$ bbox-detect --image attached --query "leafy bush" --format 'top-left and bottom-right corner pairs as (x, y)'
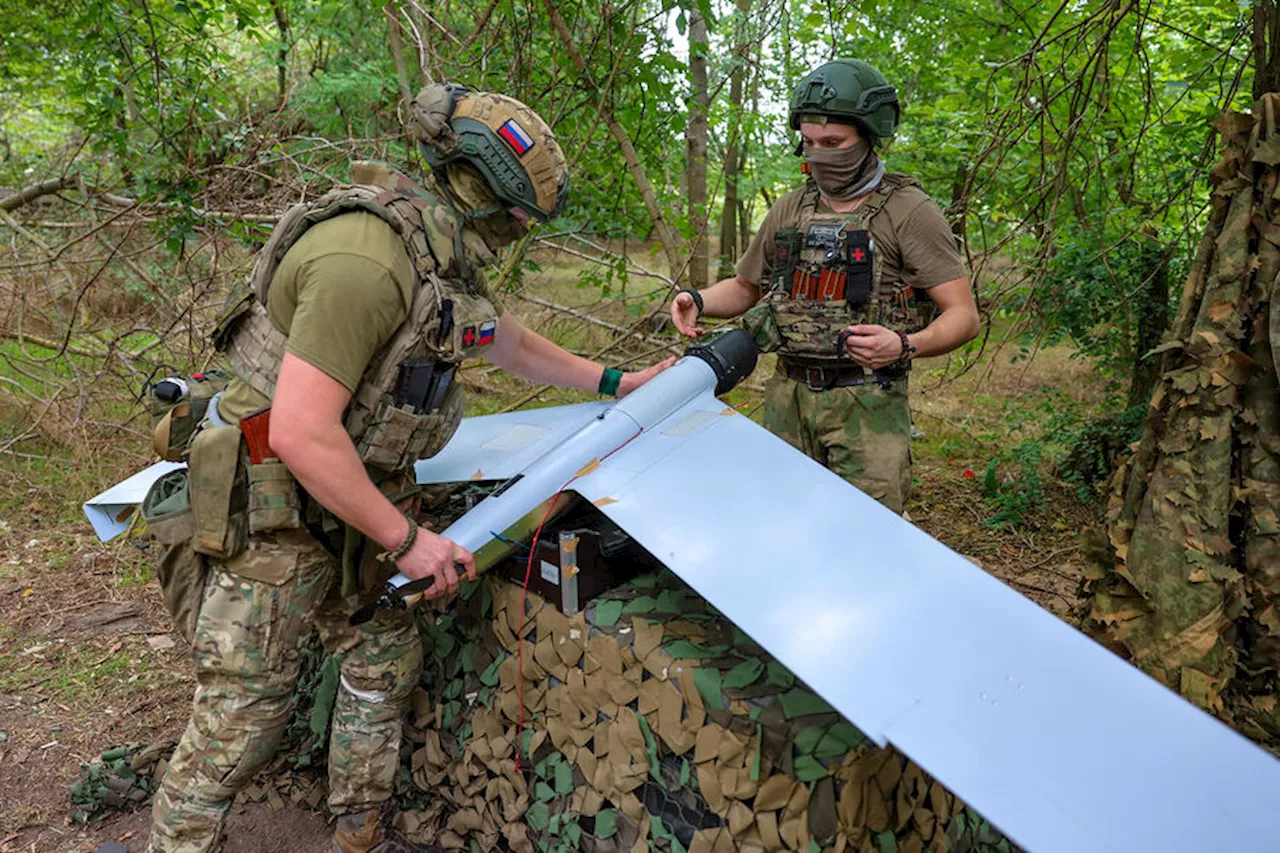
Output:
(982, 439), (1047, 529)
(1056, 404), (1147, 501)
(1019, 227), (1181, 388)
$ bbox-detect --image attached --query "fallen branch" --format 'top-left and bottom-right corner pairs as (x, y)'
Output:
(95, 191), (281, 223)
(0, 175), (76, 212)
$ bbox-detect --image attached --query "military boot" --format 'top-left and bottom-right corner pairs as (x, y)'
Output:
(332, 808), (417, 853)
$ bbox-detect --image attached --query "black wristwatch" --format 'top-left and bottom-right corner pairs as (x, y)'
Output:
(678, 288), (704, 317)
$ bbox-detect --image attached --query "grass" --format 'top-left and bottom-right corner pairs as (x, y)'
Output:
(0, 639), (150, 703)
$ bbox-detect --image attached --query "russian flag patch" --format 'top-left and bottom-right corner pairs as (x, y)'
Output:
(497, 119), (535, 156)
(478, 320), (497, 345)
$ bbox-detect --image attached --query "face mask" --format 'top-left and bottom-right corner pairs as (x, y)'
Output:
(471, 209), (527, 250)
(804, 139), (884, 201)
(443, 162), (503, 217)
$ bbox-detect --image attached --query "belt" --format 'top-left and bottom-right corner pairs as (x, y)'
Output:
(777, 360), (905, 392)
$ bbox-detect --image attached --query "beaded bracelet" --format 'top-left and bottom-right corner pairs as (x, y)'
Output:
(894, 331), (917, 367)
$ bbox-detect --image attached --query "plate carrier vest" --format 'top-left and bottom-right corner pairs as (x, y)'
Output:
(212, 162), (499, 474)
(756, 173), (936, 364)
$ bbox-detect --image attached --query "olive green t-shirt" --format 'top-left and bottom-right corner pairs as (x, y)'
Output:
(735, 179), (967, 292)
(219, 211), (416, 421)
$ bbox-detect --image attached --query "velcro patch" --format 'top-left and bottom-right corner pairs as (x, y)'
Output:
(497, 119), (535, 156)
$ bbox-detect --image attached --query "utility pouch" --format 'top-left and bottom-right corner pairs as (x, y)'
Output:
(772, 298), (861, 359)
(149, 370), (232, 461)
(844, 230), (874, 307)
(354, 380), (465, 471)
(741, 301), (783, 353)
(188, 425), (248, 560)
(141, 469), (206, 644)
(247, 460), (301, 534)
(769, 228), (802, 294)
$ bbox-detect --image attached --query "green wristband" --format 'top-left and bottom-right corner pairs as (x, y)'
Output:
(598, 367), (623, 397)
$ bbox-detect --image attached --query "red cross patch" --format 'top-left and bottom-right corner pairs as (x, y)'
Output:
(852, 248), (866, 263)
(462, 326), (476, 347)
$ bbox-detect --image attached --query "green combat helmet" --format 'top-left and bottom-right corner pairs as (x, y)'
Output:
(788, 58), (900, 144)
(410, 85), (569, 221)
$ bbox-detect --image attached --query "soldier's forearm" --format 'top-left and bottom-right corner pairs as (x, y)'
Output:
(489, 312), (608, 393)
(275, 422), (408, 551)
(698, 275), (762, 320)
(908, 302), (981, 359)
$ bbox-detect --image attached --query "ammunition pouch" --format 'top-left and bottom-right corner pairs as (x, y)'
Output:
(350, 380), (464, 471)
(247, 460), (301, 535)
(141, 469), (206, 644)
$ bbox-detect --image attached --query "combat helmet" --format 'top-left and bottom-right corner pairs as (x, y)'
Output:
(788, 59), (900, 144)
(410, 85), (569, 221)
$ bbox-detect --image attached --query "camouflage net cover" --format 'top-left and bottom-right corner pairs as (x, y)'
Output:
(1085, 97), (1280, 752)
(71, 743), (174, 825)
(394, 566), (1016, 853)
(69, 565), (1015, 852)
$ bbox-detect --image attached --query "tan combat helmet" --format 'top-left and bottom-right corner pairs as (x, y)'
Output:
(410, 84), (569, 222)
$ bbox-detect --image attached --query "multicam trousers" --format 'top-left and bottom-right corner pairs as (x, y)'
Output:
(149, 529), (423, 853)
(763, 371), (912, 514)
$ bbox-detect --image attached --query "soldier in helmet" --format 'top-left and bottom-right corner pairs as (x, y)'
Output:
(147, 86), (671, 853)
(669, 59), (979, 513)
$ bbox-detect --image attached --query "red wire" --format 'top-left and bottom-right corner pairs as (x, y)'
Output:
(513, 426), (642, 774)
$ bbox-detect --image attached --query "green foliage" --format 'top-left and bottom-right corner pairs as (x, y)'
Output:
(982, 440), (1048, 530)
(1057, 404), (1148, 500)
(1028, 228), (1180, 379)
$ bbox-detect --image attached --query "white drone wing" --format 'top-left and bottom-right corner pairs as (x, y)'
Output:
(416, 370), (1280, 853)
(414, 401), (607, 484)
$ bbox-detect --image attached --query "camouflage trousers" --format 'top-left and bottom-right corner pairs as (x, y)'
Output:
(149, 529), (423, 853)
(762, 370), (912, 513)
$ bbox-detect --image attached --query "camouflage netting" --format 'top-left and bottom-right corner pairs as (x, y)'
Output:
(393, 565), (1015, 853)
(71, 743), (174, 825)
(70, 564), (1015, 852)
(1084, 97), (1280, 752)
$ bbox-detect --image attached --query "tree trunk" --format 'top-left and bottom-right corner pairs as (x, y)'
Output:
(718, 140), (742, 281)
(270, 0), (291, 106)
(686, 8), (709, 290)
(1086, 101), (1280, 753)
(717, 0), (751, 280)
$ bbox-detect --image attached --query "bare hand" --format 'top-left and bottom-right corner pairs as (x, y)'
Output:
(395, 528), (476, 601)
(842, 324), (906, 370)
(670, 292), (704, 338)
(618, 356), (676, 397)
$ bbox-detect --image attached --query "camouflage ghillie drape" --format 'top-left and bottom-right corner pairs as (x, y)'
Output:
(1086, 97), (1280, 751)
